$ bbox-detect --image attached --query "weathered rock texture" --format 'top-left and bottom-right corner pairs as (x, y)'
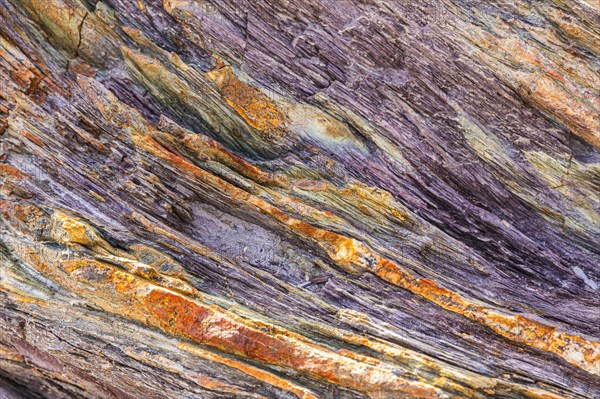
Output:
(0, 0), (599, 398)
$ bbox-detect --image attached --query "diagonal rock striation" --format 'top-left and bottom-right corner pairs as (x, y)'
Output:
(1, 0), (599, 398)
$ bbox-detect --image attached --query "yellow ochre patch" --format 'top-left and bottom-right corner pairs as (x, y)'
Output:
(205, 55), (286, 140)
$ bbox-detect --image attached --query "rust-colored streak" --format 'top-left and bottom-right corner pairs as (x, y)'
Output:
(21, 130), (45, 147)
(0, 164), (28, 179)
(0, 199), (442, 398)
(158, 115), (285, 187)
(205, 57), (286, 140)
(77, 75), (600, 376)
(177, 342), (317, 399)
(464, 25), (600, 149)
(53, 258), (444, 399)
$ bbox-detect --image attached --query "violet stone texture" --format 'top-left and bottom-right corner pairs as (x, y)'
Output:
(0, 0), (599, 398)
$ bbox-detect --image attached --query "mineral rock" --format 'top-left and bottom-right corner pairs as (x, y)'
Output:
(0, 0), (598, 398)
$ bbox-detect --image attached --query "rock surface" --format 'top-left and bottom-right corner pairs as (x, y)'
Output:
(0, 0), (599, 398)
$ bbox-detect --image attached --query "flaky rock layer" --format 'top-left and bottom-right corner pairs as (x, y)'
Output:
(0, 0), (599, 398)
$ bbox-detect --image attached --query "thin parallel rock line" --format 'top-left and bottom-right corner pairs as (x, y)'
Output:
(79, 75), (600, 376)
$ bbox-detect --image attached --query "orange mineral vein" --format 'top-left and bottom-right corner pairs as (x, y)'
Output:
(78, 74), (600, 377)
